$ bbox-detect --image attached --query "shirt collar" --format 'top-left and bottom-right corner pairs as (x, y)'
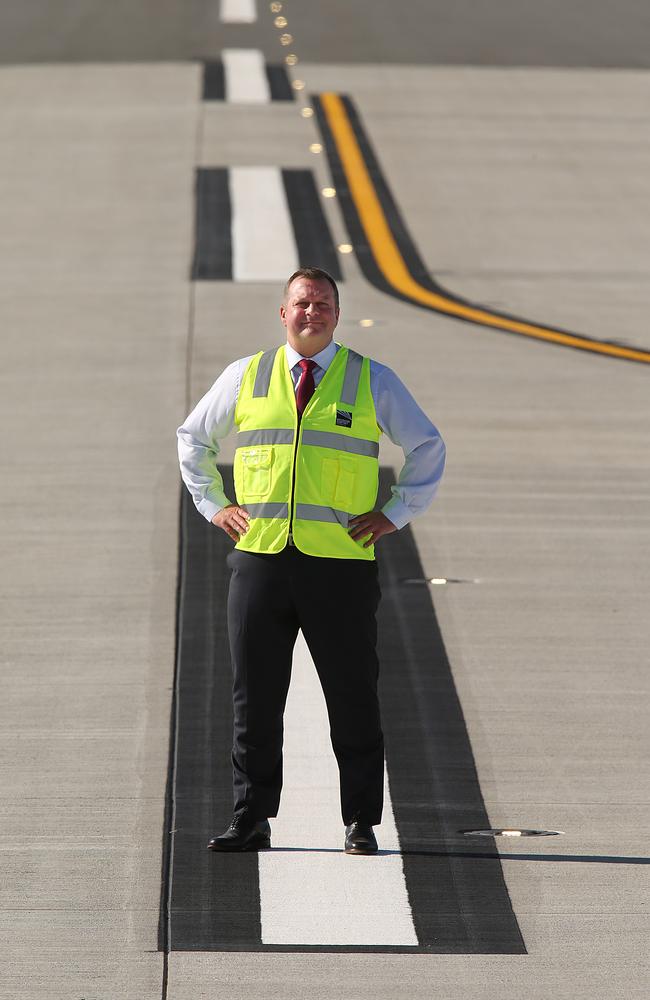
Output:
(284, 339), (339, 372)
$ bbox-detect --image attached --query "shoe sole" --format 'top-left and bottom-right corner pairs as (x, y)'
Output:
(344, 845), (378, 855)
(207, 837), (271, 852)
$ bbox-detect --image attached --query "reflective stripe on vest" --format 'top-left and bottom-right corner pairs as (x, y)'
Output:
(339, 349), (363, 406)
(252, 348), (277, 397)
(301, 428), (379, 458)
(237, 428), (295, 447)
(233, 344), (380, 560)
(244, 501), (289, 519)
(295, 503), (350, 526)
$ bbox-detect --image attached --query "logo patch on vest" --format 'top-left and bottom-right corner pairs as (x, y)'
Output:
(336, 409), (353, 428)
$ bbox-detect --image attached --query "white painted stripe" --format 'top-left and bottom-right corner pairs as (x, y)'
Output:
(231, 167), (299, 282)
(258, 631), (418, 946)
(220, 0), (257, 23)
(222, 48), (269, 104)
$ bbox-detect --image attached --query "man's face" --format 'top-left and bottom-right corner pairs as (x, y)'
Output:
(280, 277), (340, 357)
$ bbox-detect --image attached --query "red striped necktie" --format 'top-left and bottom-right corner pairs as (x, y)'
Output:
(296, 359), (316, 416)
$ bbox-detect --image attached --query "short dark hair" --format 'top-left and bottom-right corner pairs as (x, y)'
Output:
(284, 266), (340, 310)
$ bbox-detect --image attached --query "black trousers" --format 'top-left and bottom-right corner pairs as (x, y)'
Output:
(226, 546), (384, 825)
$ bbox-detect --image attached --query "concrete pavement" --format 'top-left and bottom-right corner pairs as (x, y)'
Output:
(1, 2), (649, 998)
(3, 0), (650, 67)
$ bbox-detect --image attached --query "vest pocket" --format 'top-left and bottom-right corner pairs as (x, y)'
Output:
(321, 456), (356, 510)
(238, 446), (273, 499)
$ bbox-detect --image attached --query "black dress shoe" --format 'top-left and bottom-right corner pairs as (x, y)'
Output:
(344, 821), (378, 855)
(207, 816), (271, 852)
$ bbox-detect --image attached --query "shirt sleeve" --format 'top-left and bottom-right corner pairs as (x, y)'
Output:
(176, 358), (251, 522)
(371, 363), (446, 530)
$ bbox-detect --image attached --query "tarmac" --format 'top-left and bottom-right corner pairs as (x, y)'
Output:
(1, 2), (648, 998)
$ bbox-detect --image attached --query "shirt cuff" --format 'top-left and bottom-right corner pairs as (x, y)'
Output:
(196, 495), (231, 523)
(381, 496), (411, 531)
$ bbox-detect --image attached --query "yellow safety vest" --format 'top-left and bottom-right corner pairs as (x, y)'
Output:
(233, 344), (381, 560)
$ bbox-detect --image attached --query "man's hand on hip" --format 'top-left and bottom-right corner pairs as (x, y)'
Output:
(212, 505), (250, 542)
(348, 511), (397, 548)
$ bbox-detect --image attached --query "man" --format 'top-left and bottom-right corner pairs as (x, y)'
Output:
(177, 267), (445, 855)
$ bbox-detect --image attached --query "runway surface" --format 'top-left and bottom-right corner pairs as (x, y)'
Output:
(1, 2), (649, 998)
(3, 0), (650, 66)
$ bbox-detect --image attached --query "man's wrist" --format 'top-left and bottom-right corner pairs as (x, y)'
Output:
(197, 496), (232, 523)
(380, 498), (410, 531)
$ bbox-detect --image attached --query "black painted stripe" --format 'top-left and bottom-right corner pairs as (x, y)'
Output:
(202, 60), (225, 101)
(160, 470), (525, 953)
(201, 60), (293, 103)
(377, 470), (525, 954)
(191, 168), (232, 281)
(282, 169), (342, 279)
(162, 478), (263, 950)
(312, 95), (423, 307)
(266, 63), (295, 101)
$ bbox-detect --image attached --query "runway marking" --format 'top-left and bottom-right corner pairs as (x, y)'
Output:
(163, 479), (526, 953)
(258, 632), (417, 946)
(231, 166), (298, 279)
(222, 49), (270, 104)
(191, 168), (232, 280)
(281, 169), (342, 279)
(202, 58), (294, 101)
(314, 93), (650, 365)
(220, 0), (257, 23)
(191, 168), (341, 281)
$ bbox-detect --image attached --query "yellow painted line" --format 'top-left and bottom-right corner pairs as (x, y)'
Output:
(320, 92), (650, 365)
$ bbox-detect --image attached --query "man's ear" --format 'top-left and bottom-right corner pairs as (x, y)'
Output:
(279, 303), (287, 326)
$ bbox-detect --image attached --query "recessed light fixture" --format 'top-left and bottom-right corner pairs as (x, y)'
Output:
(292, 79), (305, 91)
(461, 828), (564, 838)
(359, 319), (374, 328)
(270, 2), (283, 12)
(274, 16), (288, 28)
(301, 107), (314, 118)
(321, 187), (336, 198)
(285, 54), (298, 65)
(309, 143), (322, 153)
(279, 32), (293, 44)
(337, 243), (353, 253)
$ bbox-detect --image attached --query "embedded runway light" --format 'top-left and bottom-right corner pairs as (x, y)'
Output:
(401, 577), (479, 585)
(337, 243), (353, 253)
(309, 143), (323, 153)
(280, 32), (293, 44)
(270, 2), (283, 12)
(292, 79), (305, 91)
(285, 54), (298, 65)
(359, 319), (374, 328)
(461, 829), (565, 838)
(301, 107), (314, 118)
(321, 187), (336, 198)
(429, 578), (448, 585)
(274, 16), (288, 28)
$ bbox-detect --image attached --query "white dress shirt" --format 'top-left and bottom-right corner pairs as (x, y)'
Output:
(176, 340), (445, 530)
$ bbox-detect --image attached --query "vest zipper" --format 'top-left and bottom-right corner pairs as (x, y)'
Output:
(287, 409), (302, 546)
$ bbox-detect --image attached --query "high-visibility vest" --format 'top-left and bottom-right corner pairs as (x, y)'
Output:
(233, 344), (381, 560)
